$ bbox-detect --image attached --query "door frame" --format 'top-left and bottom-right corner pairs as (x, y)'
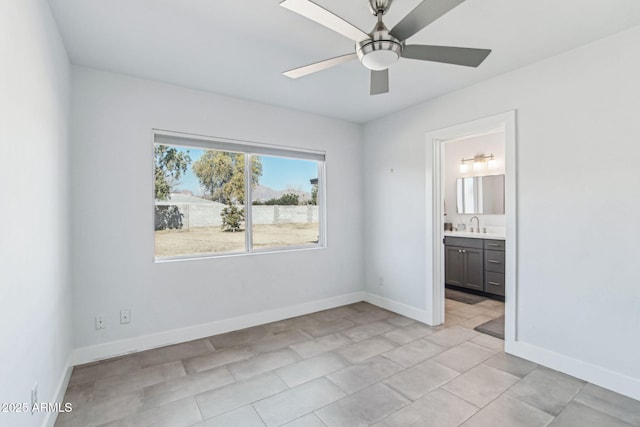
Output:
(428, 110), (518, 343)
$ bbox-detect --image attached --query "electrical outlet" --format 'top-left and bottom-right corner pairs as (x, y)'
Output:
(120, 309), (131, 324)
(95, 315), (105, 329)
(31, 383), (38, 414)
(378, 276), (384, 287)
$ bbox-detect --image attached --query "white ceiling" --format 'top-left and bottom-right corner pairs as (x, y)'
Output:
(48, 0), (640, 123)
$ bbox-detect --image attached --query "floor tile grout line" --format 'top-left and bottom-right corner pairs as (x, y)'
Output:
(429, 357), (522, 413)
(438, 384), (484, 412)
(566, 396), (637, 426)
(554, 381), (634, 424)
(250, 403), (269, 427)
(189, 370), (207, 425)
(249, 378), (342, 427)
(480, 366), (563, 422)
(310, 383), (408, 427)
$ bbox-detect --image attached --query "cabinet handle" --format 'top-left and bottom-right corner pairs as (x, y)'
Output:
(487, 243), (500, 247)
(488, 281), (501, 286)
(487, 260), (501, 264)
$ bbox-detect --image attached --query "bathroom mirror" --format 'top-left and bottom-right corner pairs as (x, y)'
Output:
(456, 174), (505, 214)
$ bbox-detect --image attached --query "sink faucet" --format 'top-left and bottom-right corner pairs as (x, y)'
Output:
(470, 216), (480, 233)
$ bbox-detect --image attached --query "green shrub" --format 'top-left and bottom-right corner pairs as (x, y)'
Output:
(220, 204), (244, 232)
(252, 192), (299, 206)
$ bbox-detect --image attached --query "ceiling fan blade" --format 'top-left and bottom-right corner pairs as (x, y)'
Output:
(280, 0), (369, 42)
(402, 45), (491, 67)
(370, 69), (389, 95)
(390, 0), (466, 42)
(283, 53), (357, 79)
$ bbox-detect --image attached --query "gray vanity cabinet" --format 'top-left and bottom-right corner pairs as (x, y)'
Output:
(445, 236), (506, 296)
(444, 237), (484, 291)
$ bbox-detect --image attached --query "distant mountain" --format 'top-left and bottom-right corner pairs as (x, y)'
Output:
(252, 185), (281, 202)
(157, 193), (225, 206)
(252, 185), (311, 203)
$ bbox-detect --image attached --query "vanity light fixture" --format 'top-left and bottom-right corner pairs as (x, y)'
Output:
(459, 153), (496, 173)
(459, 160), (469, 173)
(473, 158), (486, 172)
(487, 156), (497, 170)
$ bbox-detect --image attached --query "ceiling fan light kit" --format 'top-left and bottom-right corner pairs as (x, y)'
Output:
(280, 0), (491, 95)
(356, 16), (402, 71)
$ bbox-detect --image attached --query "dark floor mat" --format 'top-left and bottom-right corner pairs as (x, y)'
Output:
(475, 315), (505, 340)
(445, 288), (487, 305)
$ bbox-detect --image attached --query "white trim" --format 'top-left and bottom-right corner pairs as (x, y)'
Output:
(317, 158), (328, 247)
(430, 140), (445, 326)
(427, 111), (517, 336)
(71, 292), (366, 365)
(244, 153), (253, 250)
(507, 341), (640, 401)
(43, 355), (73, 427)
(364, 293), (433, 325)
(154, 244), (326, 263)
(153, 129), (326, 161)
(503, 111), (518, 342)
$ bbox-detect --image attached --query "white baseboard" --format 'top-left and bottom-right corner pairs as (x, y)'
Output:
(506, 340), (640, 401)
(43, 355), (73, 427)
(71, 292), (366, 365)
(364, 293), (433, 325)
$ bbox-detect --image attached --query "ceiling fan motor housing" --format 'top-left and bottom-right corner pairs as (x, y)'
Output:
(356, 21), (402, 70)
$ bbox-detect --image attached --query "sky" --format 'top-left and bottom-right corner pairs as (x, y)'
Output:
(171, 147), (318, 196)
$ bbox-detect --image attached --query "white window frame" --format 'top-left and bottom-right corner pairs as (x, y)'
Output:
(153, 129), (327, 262)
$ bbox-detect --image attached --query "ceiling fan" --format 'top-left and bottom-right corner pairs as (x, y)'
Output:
(280, 0), (491, 95)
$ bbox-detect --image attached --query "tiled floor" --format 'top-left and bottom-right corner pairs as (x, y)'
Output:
(56, 299), (640, 426)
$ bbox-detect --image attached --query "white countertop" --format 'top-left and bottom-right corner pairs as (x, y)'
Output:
(444, 230), (505, 240)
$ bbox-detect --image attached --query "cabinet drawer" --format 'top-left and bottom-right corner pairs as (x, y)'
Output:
(484, 250), (505, 273)
(485, 272), (505, 296)
(484, 239), (505, 251)
(444, 236), (483, 249)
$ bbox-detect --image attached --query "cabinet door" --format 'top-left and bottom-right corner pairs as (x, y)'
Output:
(445, 246), (465, 287)
(463, 247), (484, 291)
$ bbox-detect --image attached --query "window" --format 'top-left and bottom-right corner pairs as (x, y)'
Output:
(153, 132), (325, 260)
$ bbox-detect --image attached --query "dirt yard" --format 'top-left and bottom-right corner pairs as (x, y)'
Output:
(155, 223), (319, 257)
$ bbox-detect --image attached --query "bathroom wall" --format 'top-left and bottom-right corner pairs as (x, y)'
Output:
(443, 132), (505, 233)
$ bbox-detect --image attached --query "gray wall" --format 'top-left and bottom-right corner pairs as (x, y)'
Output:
(0, 1), (73, 426)
(363, 26), (640, 399)
(70, 67), (364, 350)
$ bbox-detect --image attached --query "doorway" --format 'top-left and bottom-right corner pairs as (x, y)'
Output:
(428, 111), (517, 345)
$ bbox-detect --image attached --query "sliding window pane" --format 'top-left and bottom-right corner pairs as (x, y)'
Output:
(251, 155), (320, 250)
(154, 144), (246, 258)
